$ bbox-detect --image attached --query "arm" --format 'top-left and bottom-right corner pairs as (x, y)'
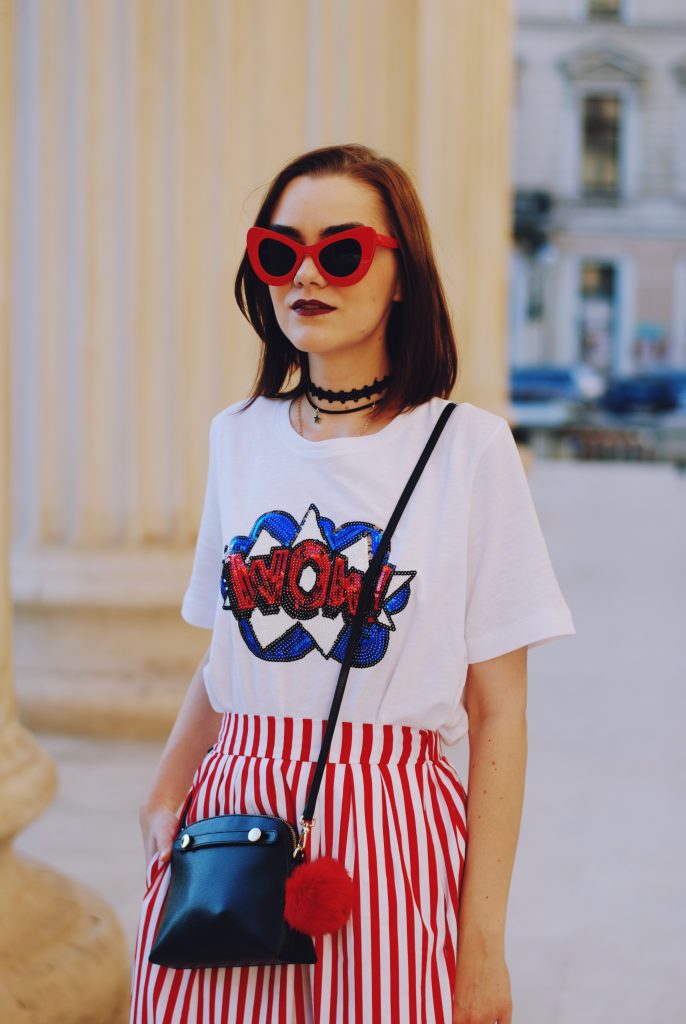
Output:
(452, 645), (527, 1023)
(139, 641), (223, 866)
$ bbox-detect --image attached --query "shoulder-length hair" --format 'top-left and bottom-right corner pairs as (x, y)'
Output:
(234, 143), (459, 418)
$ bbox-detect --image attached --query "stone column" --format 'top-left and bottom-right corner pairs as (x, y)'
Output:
(11, 0), (312, 737)
(415, 0), (514, 416)
(0, 2), (129, 1019)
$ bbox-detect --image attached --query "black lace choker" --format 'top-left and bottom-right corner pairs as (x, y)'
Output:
(306, 374), (392, 404)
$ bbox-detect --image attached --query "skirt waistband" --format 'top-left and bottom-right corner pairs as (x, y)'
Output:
(214, 712), (444, 765)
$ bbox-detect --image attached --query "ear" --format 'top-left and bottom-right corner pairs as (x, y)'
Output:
(392, 278), (403, 302)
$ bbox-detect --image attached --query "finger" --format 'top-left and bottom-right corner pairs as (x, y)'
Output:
(158, 832), (175, 861)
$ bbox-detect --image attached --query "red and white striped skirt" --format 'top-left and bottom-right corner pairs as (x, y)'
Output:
(129, 712), (468, 1023)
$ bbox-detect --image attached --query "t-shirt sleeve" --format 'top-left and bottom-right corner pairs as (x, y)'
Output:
(464, 418), (576, 664)
(181, 415), (222, 629)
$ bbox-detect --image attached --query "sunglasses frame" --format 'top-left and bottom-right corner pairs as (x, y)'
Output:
(246, 225), (400, 286)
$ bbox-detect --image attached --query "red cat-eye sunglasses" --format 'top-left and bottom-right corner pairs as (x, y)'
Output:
(246, 225), (400, 287)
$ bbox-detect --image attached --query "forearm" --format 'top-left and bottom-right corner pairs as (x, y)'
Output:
(457, 709), (527, 951)
(142, 643), (223, 815)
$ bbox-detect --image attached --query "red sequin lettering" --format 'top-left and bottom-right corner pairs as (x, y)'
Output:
(248, 548), (288, 607)
(285, 540), (332, 616)
(226, 553), (255, 612)
(328, 554), (363, 616)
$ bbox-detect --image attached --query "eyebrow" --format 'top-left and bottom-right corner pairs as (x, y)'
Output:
(268, 222), (364, 241)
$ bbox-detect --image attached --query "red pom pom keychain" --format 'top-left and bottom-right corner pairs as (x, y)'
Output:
(284, 816), (354, 938)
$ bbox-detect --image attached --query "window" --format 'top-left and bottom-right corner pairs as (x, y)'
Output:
(588, 0), (622, 20)
(558, 45), (642, 203)
(579, 261), (617, 371)
(582, 94), (621, 198)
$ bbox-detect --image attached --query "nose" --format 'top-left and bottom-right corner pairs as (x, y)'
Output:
(293, 255), (325, 287)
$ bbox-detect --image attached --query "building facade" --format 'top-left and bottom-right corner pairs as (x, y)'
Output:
(511, 0), (686, 376)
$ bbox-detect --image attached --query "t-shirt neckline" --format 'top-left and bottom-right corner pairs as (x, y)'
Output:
(274, 394), (423, 458)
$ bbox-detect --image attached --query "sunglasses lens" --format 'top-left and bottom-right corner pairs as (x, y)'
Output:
(257, 237), (297, 278)
(319, 237), (363, 279)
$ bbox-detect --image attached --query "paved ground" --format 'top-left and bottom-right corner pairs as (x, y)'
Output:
(13, 456), (686, 1023)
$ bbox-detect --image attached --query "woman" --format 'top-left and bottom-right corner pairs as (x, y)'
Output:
(130, 143), (576, 1024)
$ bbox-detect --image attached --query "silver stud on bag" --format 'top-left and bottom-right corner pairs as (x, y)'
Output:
(248, 827), (263, 843)
(180, 834), (191, 849)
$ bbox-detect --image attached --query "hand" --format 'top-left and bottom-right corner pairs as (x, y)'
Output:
(139, 801), (180, 870)
(452, 941), (513, 1024)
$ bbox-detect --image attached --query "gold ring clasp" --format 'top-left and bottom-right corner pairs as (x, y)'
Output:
(292, 816), (316, 860)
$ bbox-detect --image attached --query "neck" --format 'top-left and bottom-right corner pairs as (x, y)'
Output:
(305, 353), (391, 411)
(293, 352), (397, 440)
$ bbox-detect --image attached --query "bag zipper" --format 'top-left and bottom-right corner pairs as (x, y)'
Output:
(181, 813), (303, 859)
(259, 814), (298, 851)
(254, 814), (309, 862)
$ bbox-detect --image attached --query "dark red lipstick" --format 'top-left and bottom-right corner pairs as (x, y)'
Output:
(292, 299), (335, 316)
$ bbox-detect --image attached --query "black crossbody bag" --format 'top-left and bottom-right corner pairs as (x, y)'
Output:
(148, 402), (457, 969)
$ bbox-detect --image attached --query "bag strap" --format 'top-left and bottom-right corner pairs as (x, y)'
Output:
(299, 401), (457, 827)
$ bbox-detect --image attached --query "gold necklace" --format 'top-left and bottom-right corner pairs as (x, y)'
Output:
(296, 394), (374, 438)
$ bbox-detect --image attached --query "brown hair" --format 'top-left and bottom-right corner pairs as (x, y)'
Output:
(234, 143), (459, 418)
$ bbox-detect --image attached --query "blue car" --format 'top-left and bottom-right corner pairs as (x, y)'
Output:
(510, 365), (604, 403)
(599, 372), (686, 414)
(508, 364), (605, 428)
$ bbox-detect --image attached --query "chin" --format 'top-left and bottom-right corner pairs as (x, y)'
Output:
(294, 343), (343, 361)
(285, 327), (340, 354)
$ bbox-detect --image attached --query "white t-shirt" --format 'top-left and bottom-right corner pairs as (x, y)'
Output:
(181, 395), (576, 746)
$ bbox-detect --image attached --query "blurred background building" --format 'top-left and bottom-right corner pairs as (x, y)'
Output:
(511, 0), (686, 375)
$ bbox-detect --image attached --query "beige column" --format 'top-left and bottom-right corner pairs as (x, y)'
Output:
(1, 2), (129, 1020)
(415, 0), (514, 416)
(302, 0), (418, 163)
(11, 0), (310, 736)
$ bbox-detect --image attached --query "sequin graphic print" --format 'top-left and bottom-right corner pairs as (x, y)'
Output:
(221, 503), (416, 666)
